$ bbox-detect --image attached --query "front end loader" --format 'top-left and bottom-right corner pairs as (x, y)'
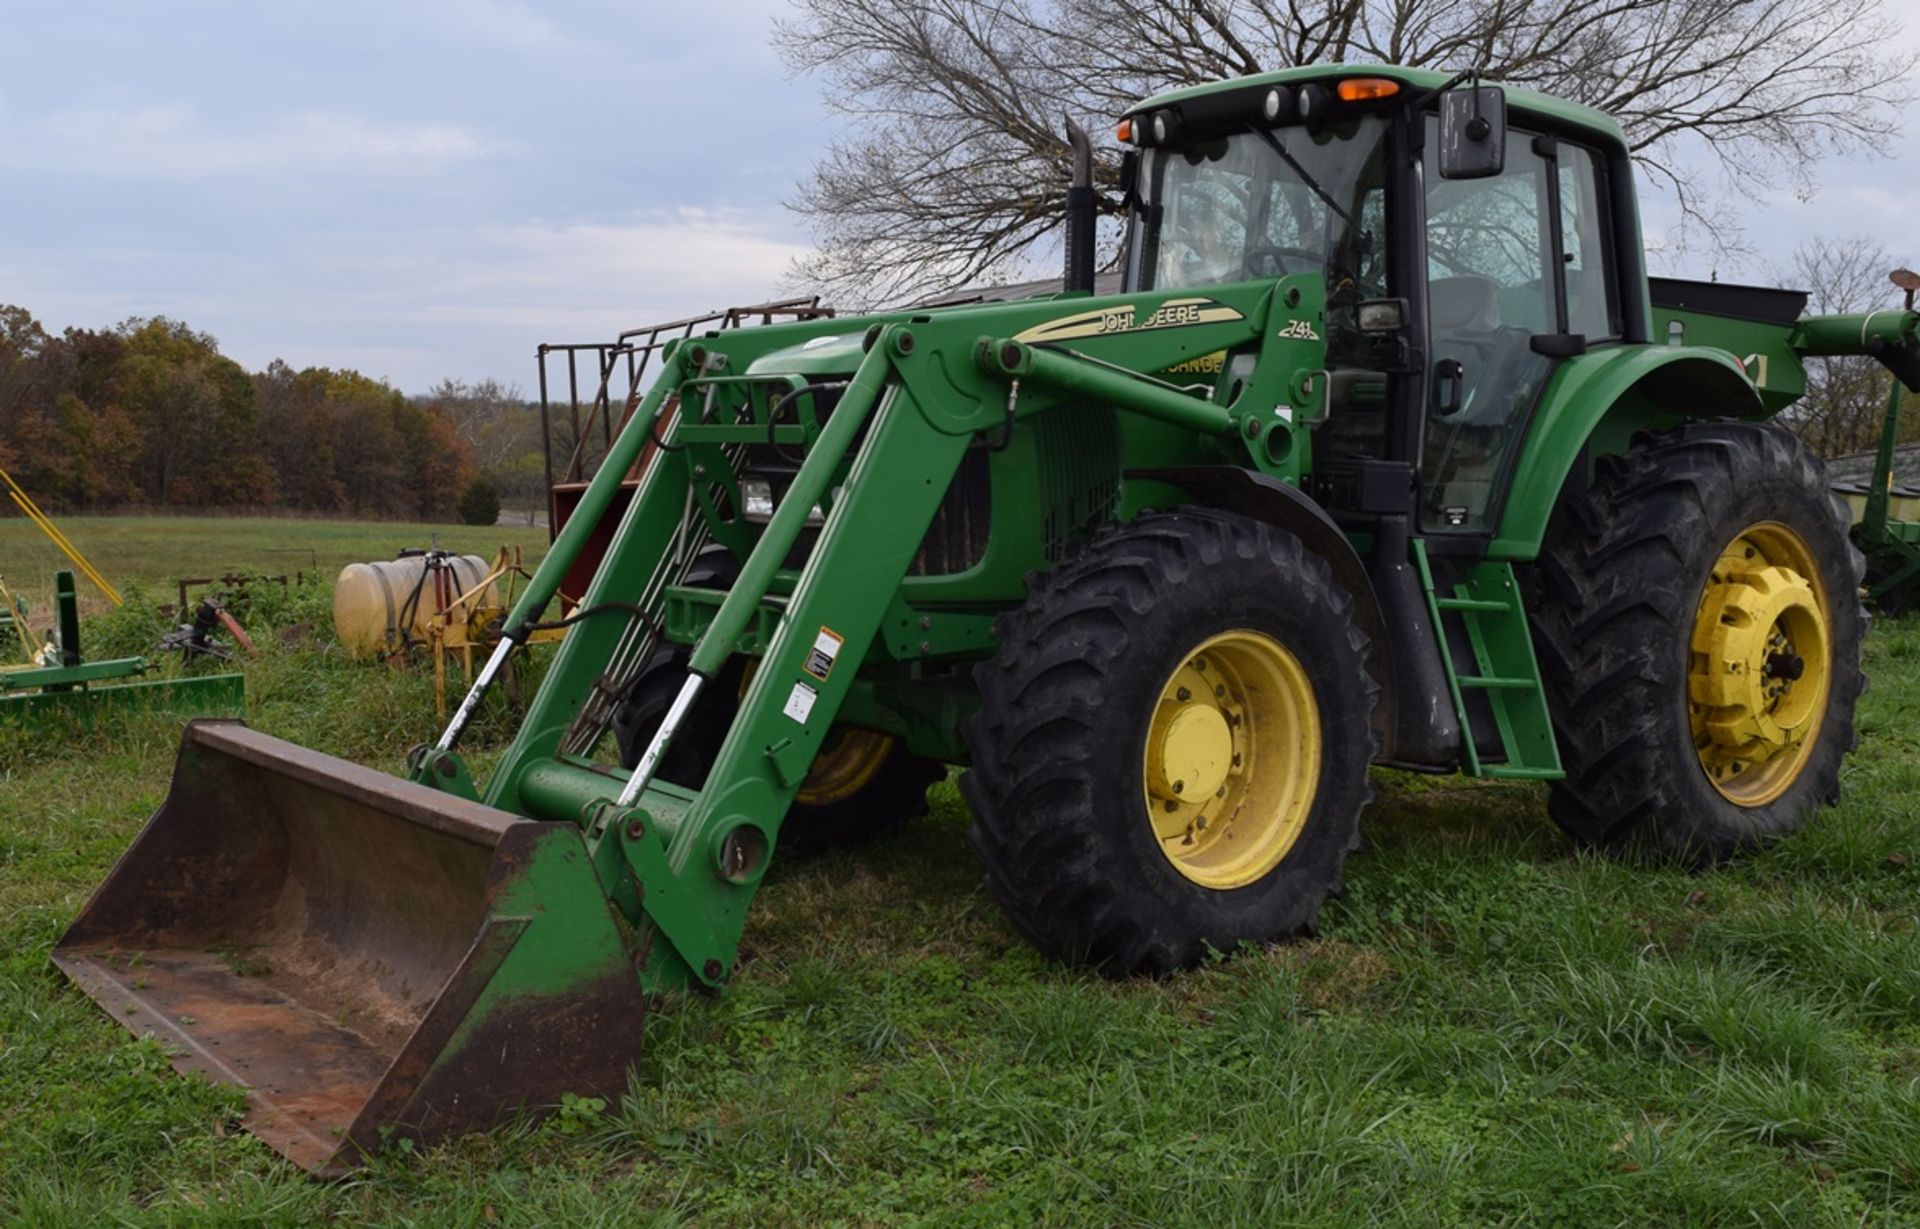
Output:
(58, 65), (1918, 1170)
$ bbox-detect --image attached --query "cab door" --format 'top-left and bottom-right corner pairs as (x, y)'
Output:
(1417, 124), (1622, 537)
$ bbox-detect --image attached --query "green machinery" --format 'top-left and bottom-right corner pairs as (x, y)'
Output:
(56, 66), (1916, 1171)
(0, 570), (244, 720)
(1843, 269), (1920, 609)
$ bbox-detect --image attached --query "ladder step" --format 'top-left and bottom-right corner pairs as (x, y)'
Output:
(1435, 597), (1509, 613)
(1483, 766), (1565, 781)
(1457, 675), (1535, 690)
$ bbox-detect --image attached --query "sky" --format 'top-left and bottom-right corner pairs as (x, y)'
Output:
(0, 1), (1915, 395)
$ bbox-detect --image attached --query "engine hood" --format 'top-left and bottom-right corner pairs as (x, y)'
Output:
(743, 330), (869, 379)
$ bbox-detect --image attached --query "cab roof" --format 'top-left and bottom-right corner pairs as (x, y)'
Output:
(1124, 64), (1627, 148)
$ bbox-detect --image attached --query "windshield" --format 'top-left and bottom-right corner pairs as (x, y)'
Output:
(1131, 116), (1391, 296)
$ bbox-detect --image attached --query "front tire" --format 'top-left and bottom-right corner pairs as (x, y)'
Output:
(1530, 422), (1866, 861)
(961, 509), (1379, 975)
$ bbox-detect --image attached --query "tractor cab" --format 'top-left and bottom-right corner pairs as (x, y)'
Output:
(1118, 67), (1641, 543)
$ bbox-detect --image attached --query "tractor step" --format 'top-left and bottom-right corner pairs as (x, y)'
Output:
(1413, 542), (1563, 780)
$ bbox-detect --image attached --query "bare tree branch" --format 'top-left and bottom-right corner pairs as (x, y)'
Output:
(775, 0), (1911, 304)
(1772, 236), (1918, 457)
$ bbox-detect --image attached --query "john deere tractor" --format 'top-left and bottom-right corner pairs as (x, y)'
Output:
(58, 65), (1915, 1171)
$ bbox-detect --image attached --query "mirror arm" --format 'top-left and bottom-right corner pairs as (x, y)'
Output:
(1409, 67), (1479, 112)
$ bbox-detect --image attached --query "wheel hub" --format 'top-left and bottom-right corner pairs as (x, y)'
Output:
(1146, 701), (1232, 801)
(1142, 630), (1320, 889)
(1688, 524), (1831, 806)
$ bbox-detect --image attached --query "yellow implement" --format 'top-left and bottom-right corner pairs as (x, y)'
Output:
(0, 468), (121, 606)
(0, 575), (37, 665)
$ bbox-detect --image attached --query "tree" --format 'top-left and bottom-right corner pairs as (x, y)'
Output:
(456, 475), (502, 527)
(0, 306), (54, 472)
(489, 451), (550, 522)
(1773, 236), (1918, 458)
(777, 0), (1912, 304)
(113, 316), (273, 506)
(254, 360), (349, 513)
(421, 378), (537, 477)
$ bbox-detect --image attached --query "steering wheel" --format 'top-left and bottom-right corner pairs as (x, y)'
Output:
(1243, 244), (1323, 279)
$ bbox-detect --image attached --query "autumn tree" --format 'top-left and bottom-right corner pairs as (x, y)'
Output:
(254, 361), (350, 512)
(1, 303), (478, 521)
(422, 378), (536, 476)
(112, 317), (274, 506)
(777, 0), (1913, 303)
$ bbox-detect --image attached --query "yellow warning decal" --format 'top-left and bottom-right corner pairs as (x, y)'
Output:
(1013, 297), (1245, 344)
(803, 626), (844, 682)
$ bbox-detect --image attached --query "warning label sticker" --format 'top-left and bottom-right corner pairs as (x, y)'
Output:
(783, 680), (819, 725)
(803, 627), (844, 682)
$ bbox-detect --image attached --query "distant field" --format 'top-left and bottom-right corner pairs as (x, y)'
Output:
(0, 514), (549, 612)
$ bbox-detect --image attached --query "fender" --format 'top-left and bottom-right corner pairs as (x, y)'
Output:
(1490, 345), (1763, 560)
(1129, 465), (1401, 757)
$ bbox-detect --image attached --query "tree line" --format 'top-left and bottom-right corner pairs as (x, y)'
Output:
(0, 305), (552, 521)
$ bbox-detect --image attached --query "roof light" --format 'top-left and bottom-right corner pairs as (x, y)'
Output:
(1297, 84), (1330, 128)
(1263, 87), (1298, 124)
(1336, 77), (1401, 102)
(1116, 117), (1133, 143)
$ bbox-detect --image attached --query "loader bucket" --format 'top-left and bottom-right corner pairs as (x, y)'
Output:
(53, 720), (646, 1174)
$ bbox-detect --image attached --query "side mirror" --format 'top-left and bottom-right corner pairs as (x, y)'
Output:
(1438, 86), (1507, 180)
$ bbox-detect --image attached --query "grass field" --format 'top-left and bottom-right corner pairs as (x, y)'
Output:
(0, 514), (549, 620)
(2, 571), (1918, 1226)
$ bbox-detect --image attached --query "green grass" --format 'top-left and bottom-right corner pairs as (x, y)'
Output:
(3, 592), (1919, 1226)
(0, 514), (548, 619)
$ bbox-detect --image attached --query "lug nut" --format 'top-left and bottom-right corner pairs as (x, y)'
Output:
(1176, 686), (1191, 702)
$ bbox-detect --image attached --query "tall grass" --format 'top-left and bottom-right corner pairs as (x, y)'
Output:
(1, 593), (1916, 1226)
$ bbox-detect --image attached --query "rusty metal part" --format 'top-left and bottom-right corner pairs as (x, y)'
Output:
(54, 720), (645, 1174)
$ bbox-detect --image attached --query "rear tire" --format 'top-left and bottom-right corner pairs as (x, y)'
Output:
(960, 508), (1379, 975)
(1530, 422), (1866, 861)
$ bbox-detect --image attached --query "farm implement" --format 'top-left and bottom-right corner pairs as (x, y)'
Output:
(56, 65), (1917, 1171)
(1841, 269), (1920, 610)
(0, 570), (244, 721)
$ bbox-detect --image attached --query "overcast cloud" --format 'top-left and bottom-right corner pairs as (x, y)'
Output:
(0, 1), (1913, 394)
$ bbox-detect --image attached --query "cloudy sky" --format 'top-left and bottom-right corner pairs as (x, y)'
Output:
(1, 1), (1914, 394)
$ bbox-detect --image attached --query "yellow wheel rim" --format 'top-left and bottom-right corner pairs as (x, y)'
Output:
(1141, 629), (1320, 889)
(737, 660), (894, 806)
(797, 726), (894, 806)
(1689, 521), (1832, 807)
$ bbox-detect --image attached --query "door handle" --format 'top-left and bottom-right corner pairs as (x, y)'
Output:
(1433, 359), (1466, 417)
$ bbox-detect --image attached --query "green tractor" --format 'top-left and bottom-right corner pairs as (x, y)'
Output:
(57, 65), (1915, 1171)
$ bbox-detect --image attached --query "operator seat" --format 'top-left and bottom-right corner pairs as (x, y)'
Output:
(1428, 276), (1536, 428)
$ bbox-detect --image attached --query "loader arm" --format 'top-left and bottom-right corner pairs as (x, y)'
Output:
(473, 286), (1280, 992)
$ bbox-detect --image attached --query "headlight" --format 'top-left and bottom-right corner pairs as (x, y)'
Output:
(738, 474), (826, 526)
(741, 474), (777, 520)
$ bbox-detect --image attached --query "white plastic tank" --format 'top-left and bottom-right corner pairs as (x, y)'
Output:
(333, 553), (494, 659)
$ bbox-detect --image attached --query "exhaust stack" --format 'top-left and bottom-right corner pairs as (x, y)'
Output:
(1064, 117), (1096, 295)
